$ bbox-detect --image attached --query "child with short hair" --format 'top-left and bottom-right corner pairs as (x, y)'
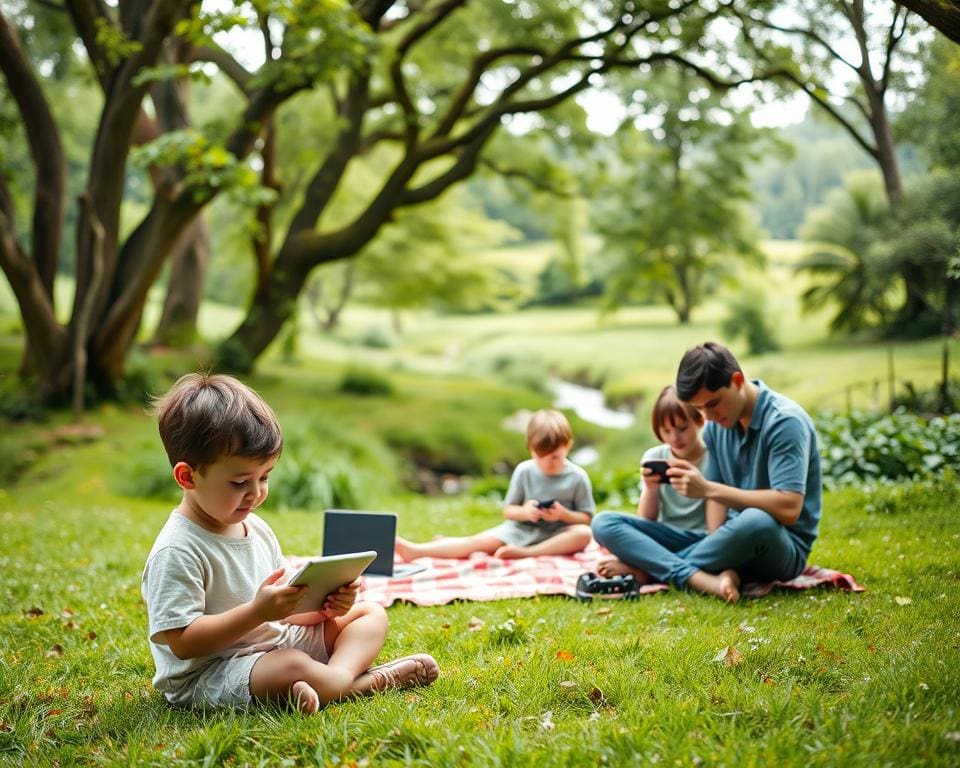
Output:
(592, 385), (708, 579)
(141, 373), (439, 714)
(395, 409), (595, 560)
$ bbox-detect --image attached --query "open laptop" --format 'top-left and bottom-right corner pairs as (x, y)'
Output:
(322, 510), (428, 578)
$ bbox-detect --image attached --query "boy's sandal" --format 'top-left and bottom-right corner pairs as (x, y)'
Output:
(365, 653), (440, 691)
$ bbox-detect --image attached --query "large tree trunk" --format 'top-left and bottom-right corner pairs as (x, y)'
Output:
(153, 216), (210, 346)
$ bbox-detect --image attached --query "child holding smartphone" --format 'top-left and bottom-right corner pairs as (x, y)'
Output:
(591, 385), (708, 579)
(396, 409), (594, 560)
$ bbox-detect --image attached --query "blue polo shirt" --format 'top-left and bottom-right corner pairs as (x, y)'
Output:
(701, 380), (822, 557)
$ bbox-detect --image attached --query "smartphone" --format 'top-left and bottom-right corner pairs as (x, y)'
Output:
(642, 460), (670, 483)
(536, 499), (556, 509)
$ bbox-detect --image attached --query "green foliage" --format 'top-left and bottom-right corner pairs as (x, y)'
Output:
(592, 67), (767, 324)
(131, 130), (278, 207)
(796, 172), (894, 333)
(814, 409), (960, 489)
(338, 366), (394, 396)
(721, 292), (780, 355)
(269, 419), (394, 511)
(113, 443), (181, 502)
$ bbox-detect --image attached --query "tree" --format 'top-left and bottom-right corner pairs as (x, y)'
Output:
(305, 186), (518, 332)
(2, 0), (786, 405)
(591, 67), (767, 324)
(732, 0), (927, 206)
(795, 171), (895, 333)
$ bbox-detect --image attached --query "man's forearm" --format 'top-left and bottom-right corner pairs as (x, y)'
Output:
(703, 483), (803, 525)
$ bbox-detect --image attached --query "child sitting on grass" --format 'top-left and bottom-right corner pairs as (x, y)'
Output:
(396, 409), (595, 560)
(141, 373), (439, 714)
(592, 384), (708, 580)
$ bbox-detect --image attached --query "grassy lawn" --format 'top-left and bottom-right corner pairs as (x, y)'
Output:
(2, 372), (959, 766)
(2, 239), (960, 765)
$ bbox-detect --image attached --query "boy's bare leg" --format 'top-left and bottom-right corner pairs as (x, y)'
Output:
(596, 557), (652, 584)
(495, 524), (592, 559)
(396, 533), (503, 560)
(687, 568), (741, 603)
(249, 602), (388, 710)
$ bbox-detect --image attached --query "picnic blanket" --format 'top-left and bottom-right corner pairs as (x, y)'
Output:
(301, 543), (863, 607)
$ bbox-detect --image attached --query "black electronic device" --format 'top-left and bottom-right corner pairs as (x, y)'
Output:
(575, 572), (640, 601)
(642, 459), (671, 483)
(535, 499), (556, 509)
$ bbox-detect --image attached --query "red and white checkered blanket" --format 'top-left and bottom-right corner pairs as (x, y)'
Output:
(314, 543), (863, 607)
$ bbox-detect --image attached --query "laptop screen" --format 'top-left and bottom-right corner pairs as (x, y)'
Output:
(322, 510), (397, 576)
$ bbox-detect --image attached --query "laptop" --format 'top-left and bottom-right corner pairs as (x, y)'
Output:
(322, 510), (428, 578)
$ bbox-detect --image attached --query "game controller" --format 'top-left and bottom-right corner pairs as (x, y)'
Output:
(575, 572), (640, 601)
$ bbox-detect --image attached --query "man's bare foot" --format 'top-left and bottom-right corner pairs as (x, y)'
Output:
(718, 569), (741, 603)
(688, 568), (741, 602)
(291, 680), (320, 714)
(395, 537), (421, 561)
(494, 545), (528, 559)
(596, 558), (651, 583)
(351, 654), (440, 695)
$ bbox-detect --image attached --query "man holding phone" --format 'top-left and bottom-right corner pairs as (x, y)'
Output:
(661, 342), (822, 601)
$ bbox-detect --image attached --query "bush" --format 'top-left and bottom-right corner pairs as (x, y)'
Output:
(339, 366), (394, 396)
(815, 409), (960, 488)
(113, 443), (181, 501)
(269, 419), (395, 511)
(721, 292), (780, 355)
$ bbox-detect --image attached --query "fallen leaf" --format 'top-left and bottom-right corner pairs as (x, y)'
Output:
(762, 674), (775, 685)
(588, 686), (607, 705)
(467, 617), (485, 632)
(713, 646), (744, 667)
(441, 623), (451, 630)
(595, 607), (612, 616)
(555, 650), (574, 662)
(45, 644), (63, 658)
(87, 631), (97, 641)
(894, 596), (912, 606)
(558, 680), (577, 690)
(27, 607), (44, 619)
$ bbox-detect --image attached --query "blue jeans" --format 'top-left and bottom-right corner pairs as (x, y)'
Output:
(591, 508), (807, 589)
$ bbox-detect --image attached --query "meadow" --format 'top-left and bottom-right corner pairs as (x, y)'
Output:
(1, 240), (959, 766)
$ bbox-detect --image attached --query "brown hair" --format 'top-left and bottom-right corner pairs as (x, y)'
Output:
(676, 342), (742, 400)
(526, 409), (573, 456)
(651, 385), (703, 441)
(150, 372), (283, 471)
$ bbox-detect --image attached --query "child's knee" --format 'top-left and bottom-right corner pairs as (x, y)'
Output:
(351, 601), (388, 630)
(735, 507), (781, 537)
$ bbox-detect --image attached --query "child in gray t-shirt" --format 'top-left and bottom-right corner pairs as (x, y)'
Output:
(141, 373), (439, 713)
(396, 409), (595, 560)
(592, 385), (707, 579)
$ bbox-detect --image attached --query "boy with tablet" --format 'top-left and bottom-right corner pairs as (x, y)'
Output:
(141, 373), (439, 713)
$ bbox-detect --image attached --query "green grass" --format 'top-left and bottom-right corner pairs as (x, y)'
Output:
(2, 239), (960, 764)
(2, 380), (960, 766)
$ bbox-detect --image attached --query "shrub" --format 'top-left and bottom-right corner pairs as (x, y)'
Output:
(269, 419), (395, 511)
(339, 366), (394, 396)
(815, 409), (960, 488)
(113, 444), (181, 502)
(721, 291), (780, 355)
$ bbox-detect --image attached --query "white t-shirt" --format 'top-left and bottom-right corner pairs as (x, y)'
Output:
(641, 444), (707, 531)
(141, 511), (292, 703)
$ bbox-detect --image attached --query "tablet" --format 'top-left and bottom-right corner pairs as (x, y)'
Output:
(286, 550), (377, 613)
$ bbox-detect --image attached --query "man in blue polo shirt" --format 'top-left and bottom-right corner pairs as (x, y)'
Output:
(592, 342), (821, 602)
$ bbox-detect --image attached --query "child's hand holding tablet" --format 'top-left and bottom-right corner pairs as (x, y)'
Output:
(284, 550), (377, 624)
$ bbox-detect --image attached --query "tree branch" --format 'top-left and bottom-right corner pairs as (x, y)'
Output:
(190, 43), (252, 93)
(478, 158), (575, 198)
